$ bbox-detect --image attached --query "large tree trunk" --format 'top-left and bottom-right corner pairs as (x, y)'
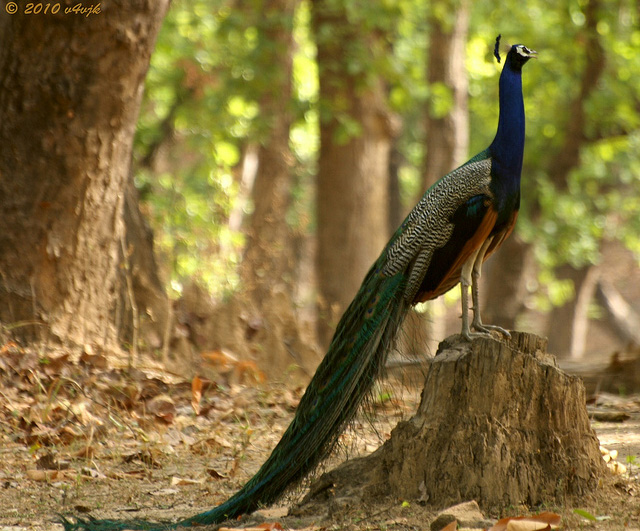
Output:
(0, 1), (169, 350)
(313, 1), (394, 347)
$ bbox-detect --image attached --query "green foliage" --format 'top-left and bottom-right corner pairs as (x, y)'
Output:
(134, 0), (311, 295)
(134, 0), (245, 295)
(136, 0), (640, 307)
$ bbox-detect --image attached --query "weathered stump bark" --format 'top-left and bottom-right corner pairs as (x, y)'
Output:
(296, 332), (605, 515)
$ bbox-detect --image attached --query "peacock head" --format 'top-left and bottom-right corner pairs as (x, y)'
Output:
(494, 35), (537, 71)
(508, 44), (537, 70)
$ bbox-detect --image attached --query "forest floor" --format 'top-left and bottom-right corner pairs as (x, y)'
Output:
(0, 342), (639, 531)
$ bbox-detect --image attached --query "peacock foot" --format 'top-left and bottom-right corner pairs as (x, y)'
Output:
(472, 321), (511, 339)
(461, 323), (495, 342)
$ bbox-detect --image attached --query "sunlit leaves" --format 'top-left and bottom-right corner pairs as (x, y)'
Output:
(134, 0), (640, 306)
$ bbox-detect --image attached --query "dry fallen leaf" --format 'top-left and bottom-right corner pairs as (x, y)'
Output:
(219, 524), (284, 531)
(489, 511), (561, 531)
(151, 488), (180, 496)
(170, 476), (205, 486)
(146, 394), (176, 424)
(192, 375), (203, 415)
(440, 521), (458, 531)
(26, 469), (59, 482)
(608, 461), (627, 475)
(0, 341), (19, 355)
(73, 445), (97, 458)
(122, 449), (162, 468)
(207, 467), (229, 480)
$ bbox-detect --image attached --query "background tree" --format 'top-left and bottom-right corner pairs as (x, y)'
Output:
(137, 0), (639, 365)
(312, 0), (398, 347)
(0, 0), (170, 352)
(5, 0), (636, 370)
(233, 0), (323, 378)
(239, 0), (296, 303)
(541, 0), (606, 357)
(421, 0), (470, 347)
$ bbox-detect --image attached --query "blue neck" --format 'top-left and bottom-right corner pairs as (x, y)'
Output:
(489, 63), (525, 178)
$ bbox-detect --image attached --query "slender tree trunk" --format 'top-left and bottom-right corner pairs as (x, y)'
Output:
(313, 0), (394, 347)
(482, 236), (533, 331)
(423, 0), (469, 192)
(126, 91), (190, 354)
(420, 0), (469, 347)
(543, 0), (605, 355)
(545, 0), (605, 193)
(120, 177), (170, 351)
(240, 0), (296, 301)
(387, 144), (404, 236)
(596, 277), (640, 346)
(236, 0), (322, 378)
(0, 1), (169, 350)
(547, 264), (599, 359)
(169, 0), (321, 382)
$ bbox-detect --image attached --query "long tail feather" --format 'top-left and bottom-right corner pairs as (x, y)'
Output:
(62, 261), (409, 530)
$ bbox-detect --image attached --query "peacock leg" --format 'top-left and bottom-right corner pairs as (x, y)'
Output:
(460, 247), (492, 341)
(470, 237), (511, 338)
(460, 277), (474, 340)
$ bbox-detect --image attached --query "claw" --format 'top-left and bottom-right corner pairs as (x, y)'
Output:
(472, 322), (511, 339)
(461, 320), (494, 342)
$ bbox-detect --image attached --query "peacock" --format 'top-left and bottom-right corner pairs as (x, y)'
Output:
(61, 37), (536, 530)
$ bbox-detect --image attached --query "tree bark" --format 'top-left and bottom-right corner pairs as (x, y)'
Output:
(313, 0), (394, 347)
(544, 0), (605, 193)
(180, 0), (322, 381)
(387, 144), (404, 236)
(596, 279), (640, 346)
(0, 1), (169, 349)
(238, 0), (322, 378)
(119, 177), (170, 352)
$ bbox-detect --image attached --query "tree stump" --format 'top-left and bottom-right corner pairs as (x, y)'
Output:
(295, 332), (605, 515)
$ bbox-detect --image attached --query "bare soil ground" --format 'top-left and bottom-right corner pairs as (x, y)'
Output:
(0, 344), (639, 531)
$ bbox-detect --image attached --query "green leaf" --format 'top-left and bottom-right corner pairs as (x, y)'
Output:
(573, 509), (597, 521)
